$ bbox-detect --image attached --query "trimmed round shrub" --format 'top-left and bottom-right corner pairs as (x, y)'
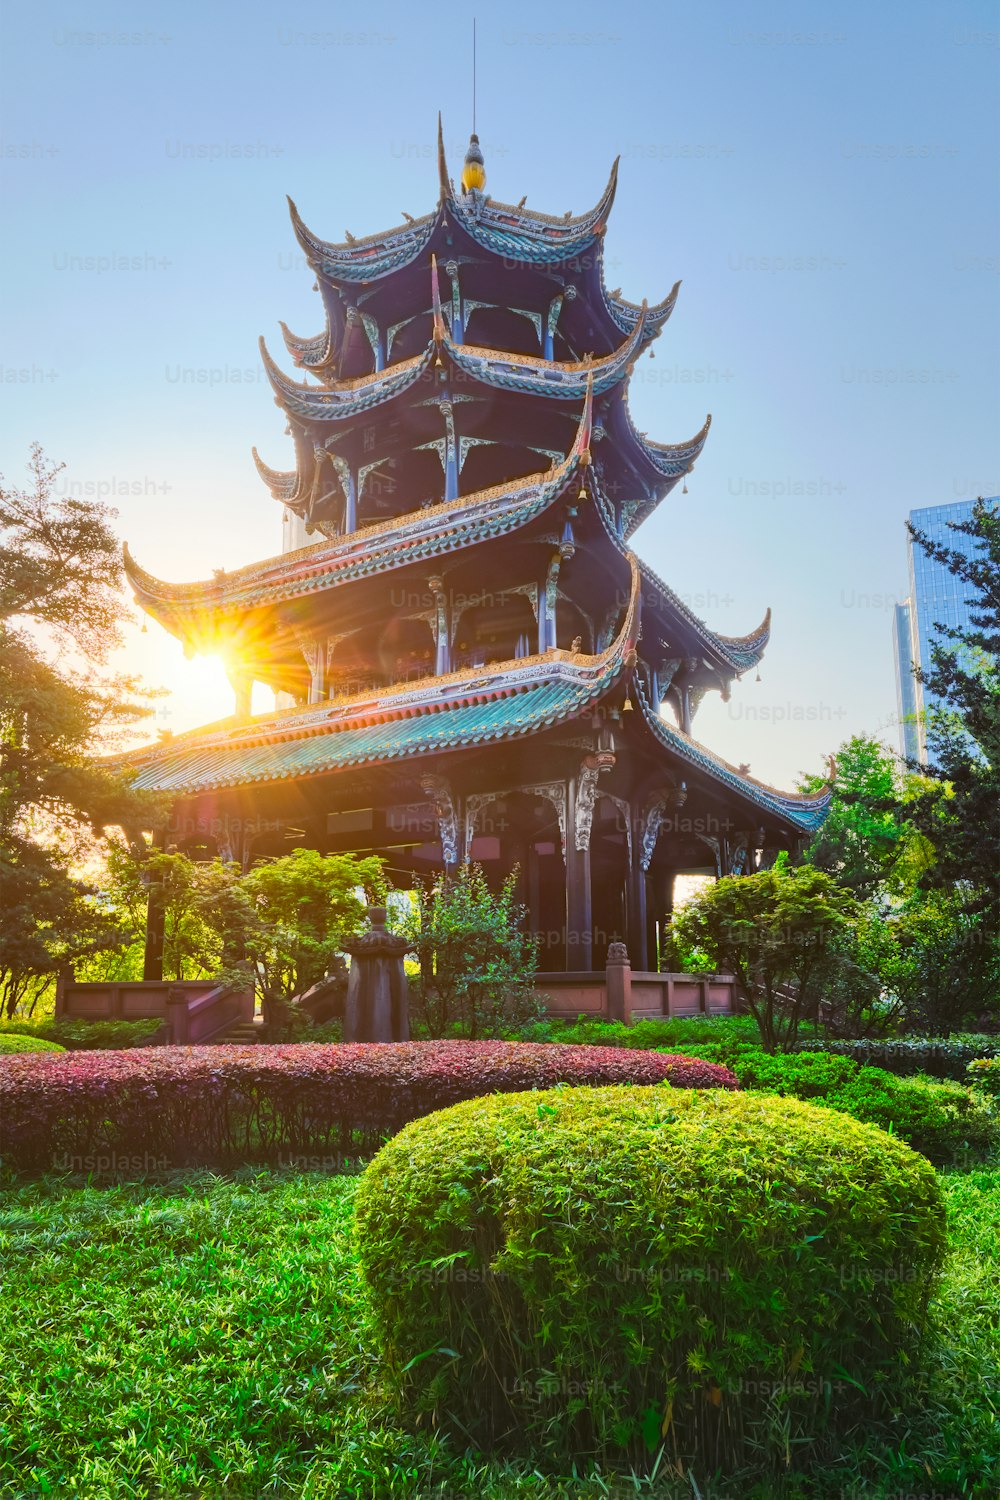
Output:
(0, 1041), (737, 1174)
(355, 1086), (946, 1476)
(0, 1034), (64, 1055)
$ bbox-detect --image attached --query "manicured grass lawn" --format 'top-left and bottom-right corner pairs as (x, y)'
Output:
(1, 1166), (997, 1499)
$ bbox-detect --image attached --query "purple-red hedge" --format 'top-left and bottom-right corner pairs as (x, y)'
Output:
(0, 1041), (738, 1174)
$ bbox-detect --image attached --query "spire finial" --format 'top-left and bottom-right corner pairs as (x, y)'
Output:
(461, 19), (486, 195)
(462, 132), (485, 195)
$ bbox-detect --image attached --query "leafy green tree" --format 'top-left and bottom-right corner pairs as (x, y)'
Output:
(403, 864), (541, 1038)
(798, 735), (931, 898)
(101, 844), (388, 1019)
(0, 839), (129, 1017)
(797, 730), (997, 1036)
(0, 446), (159, 1015)
(670, 863), (860, 1051)
(102, 845), (238, 982)
(878, 890), (992, 1035)
(817, 889), (992, 1039)
(217, 848), (387, 1017)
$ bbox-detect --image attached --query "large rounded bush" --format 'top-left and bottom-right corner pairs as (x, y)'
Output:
(355, 1085), (946, 1476)
(0, 1034), (64, 1055)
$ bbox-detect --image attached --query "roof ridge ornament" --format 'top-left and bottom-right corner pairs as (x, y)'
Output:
(430, 253), (446, 354)
(437, 112), (451, 201)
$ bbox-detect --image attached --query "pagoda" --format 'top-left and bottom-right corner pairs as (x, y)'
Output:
(123, 120), (830, 974)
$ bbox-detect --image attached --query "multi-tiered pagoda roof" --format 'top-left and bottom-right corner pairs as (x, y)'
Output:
(123, 121), (828, 972)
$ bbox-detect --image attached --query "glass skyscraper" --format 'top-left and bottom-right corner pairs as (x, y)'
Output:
(893, 498), (996, 763)
(893, 601), (920, 763)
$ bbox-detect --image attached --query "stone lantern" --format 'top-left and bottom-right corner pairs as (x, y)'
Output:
(342, 906), (410, 1042)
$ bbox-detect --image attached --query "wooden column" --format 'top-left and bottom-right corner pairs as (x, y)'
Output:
(227, 669), (253, 719)
(539, 552), (562, 652)
(442, 401), (458, 504)
(645, 876), (659, 972)
(445, 261), (463, 341)
(143, 876), (165, 982)
(649, 867), (674, 972)
(527, 841), (542, 944)
(565, 774), (593, 971)
(626, 856), (649, 972)
(543, 292), (564, 359)
(429, 577), (451, 676)
(303, 639), (326, 705)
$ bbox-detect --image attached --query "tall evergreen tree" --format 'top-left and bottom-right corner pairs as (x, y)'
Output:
(905, 498), (1000, 926)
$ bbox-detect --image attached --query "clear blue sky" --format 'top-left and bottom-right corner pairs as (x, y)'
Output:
(2, 0), (998, 789)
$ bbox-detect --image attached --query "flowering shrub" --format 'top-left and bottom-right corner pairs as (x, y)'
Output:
(0, 1041), (738, 1174)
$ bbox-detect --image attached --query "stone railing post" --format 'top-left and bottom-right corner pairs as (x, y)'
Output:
(342, 906), (409, 1043)
(605, 941), (632, 1024)
(166, 986), (189, 1044)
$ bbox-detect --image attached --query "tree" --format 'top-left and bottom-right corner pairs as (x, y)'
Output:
(878, 890), (991, 1036)
(0, 837), (129, 1018)
(669, 862), (860, 1052)
(904, 498), (1000, 928)
(217, 848), (387, 1018)
(798, 735), (931, 899)
(0, 445), (128, 656)
(816, 889), (991, 1039)
(102, 845), (237, 983)
(797, 730), (997, 1036)
(403, 864), (542, 1039)
(0, 446), (159, 1015)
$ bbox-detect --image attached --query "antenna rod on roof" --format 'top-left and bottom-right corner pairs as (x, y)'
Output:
(473, 17), (477, 135)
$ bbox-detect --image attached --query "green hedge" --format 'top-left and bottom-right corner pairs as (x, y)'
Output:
(529, 1020), (1000, 1082)
(711, 1049), (998, 1165)
(0, 1019), (163, 1051)
(803, 1036), (1000, 1080)
(355, 1085), (946, 1476)
(525, 1021), (998, 1164)
(0, 1034), (65, 1055)
(522, 1014), (767, 1058)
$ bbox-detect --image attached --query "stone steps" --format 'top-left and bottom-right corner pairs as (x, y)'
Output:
(213, 1019), (265, 1045)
